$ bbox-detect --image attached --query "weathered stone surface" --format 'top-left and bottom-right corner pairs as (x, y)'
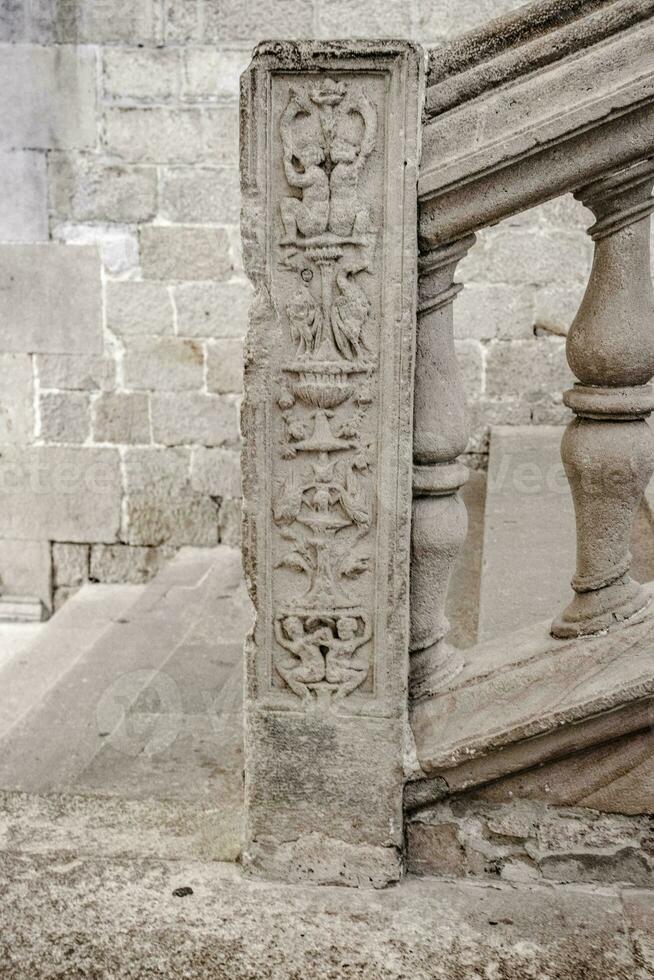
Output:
(0, 355), (33, 445)
(123, 337), (204, 391)
(174, 280), (251, 338)
(0, 245), (102, 354)
(202, 0), (314, 40)
(151, 392), (238, 447)
(36, 354), (115, 392)
(418, 0), (526, 41)
(160, 167), (240, 224)
(445, 469), (486, 649)
(39, 392), (90, 444)
(0, 540), (51, 609)
(206, 339), (243, 393)
(92, 392), (151, 445)
(317, 0), (413, 38)
(51, 221), (139, 276)
(241, 41), (422, 885)
(0, 45), (96, 150)
(89, 544), (169, 584)
(218, 497), (242, 548)
(123, 447), (219, 546)
(52, 543), (89, 588)
(103, 106), (237, 165)
(0, 446), (121, 543)
(478, 426), (574, 641)
(28, 0), (159, 43)
(0, 151), (47, 242)
(454, 282), (533, 342)
(0, 855), (642, 980)
(140, 225), (233, 281)
(191, 447), (241, 498)
(485, 337), (572, 401)
(408, 798), (653, 887)
(534, 282), (586, 335)
(409, 592), (654, 806)
(410, 235), (474, 699)
(182, 48), (249, 100)
(470, 723), (654, 817)
(49, 155), (157, 223)
(623, 888), (654, 976)
(419, 7), (654, 245)
(0, 0), (25, 42)
(105, 280), (174, 338)
(103, 48), (180, 101)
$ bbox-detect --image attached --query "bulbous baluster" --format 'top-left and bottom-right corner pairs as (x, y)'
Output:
(552, 160), (654, 638)
(410, 235), (475, 698)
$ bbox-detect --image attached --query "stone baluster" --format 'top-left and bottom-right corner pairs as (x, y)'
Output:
(552, 159), (654, 639)
(410, 234), (475, 698)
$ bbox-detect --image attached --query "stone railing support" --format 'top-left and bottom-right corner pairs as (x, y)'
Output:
(240, 41), (423, 886)
(410, 236), (475, 697)
(552, 159), (654, 638)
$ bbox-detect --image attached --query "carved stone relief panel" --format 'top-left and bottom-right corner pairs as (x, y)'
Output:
(241, 41), (423, 885)
(270, 71), (383, 708)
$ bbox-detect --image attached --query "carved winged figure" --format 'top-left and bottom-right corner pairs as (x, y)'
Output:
(331, 268), (370, 360)
(273, 470), (303, 524)
(336, 463), (372, 528)
(280, 89), (330, 242)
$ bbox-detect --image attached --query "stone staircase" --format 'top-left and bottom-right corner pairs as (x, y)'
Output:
(0, 546), (249, 866)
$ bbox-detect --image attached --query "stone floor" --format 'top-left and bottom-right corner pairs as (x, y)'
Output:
(0, 848), (651, 979)
(0, 623), (44, 671)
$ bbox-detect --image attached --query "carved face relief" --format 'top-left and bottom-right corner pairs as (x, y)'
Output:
(269, 73), (385, 707)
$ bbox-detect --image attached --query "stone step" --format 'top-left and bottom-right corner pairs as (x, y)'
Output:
(0, 622), (45, 673)
(409, 589), (654, 814)
(0, 581), (145, 742)
(0, 546), (251, 862)
(477, 425), (654, 641)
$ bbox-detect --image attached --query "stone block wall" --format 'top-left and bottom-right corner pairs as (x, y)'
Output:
(408, 799), (654, 888)
(0, 0), (648, 606)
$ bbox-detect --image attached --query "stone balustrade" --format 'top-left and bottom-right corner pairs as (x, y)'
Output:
(552, 160), (654, 637)
(410, 236), (475, 699)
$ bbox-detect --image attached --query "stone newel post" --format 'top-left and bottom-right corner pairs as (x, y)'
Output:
(240, 41), (423, 886)
(410, 236), (474, 698)
(552, 160), (654, 639)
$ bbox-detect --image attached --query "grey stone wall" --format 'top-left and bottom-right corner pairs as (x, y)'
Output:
(408, 798), (654, 888)
(0, 0), (645, 606)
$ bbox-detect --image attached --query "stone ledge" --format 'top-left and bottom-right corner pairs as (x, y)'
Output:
(408, 590), (654, 809)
